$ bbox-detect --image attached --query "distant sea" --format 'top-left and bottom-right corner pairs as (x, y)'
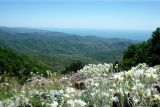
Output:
(44, 28), (152, 41)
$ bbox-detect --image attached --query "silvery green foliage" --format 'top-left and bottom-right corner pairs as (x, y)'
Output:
(1, 63), (160, 107)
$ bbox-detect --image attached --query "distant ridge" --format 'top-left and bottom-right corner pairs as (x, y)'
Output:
(0, 26), (70, 36)
(0, 26), (138, 71)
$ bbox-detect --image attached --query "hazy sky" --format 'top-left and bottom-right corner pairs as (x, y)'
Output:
(0, 0), (160, 31)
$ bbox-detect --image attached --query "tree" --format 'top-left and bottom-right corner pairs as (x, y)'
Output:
(149, 28), (160, 66)
(120, 27), (160, 70)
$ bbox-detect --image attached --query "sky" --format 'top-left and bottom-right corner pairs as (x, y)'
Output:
(0, 0), (160, 31)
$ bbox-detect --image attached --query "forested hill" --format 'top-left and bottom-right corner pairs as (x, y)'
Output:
(0, 46), (49, 83)
(0, 26), (137, 71)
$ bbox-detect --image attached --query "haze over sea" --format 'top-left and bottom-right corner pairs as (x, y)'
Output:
(44, 28), (151, 41)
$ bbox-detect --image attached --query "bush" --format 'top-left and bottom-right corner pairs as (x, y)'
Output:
(61, 60), (85, 74)
(120, 27), (160, 70)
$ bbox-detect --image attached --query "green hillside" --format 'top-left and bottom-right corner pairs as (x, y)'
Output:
(0, 46), (49, 83)
(0, 27), (137, 72)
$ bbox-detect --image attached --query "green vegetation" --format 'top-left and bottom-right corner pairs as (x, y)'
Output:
(62, 60), (85, 74)
(0, 27), (136, 72)
(0, 46), (50, 83)
(30, 95), (46, 107)
(120, 27), (160, 70)
(0, 27), (160, 106)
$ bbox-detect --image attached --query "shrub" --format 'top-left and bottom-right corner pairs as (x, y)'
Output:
(62, 60), (85, 74)
(120, 27), (160, 70)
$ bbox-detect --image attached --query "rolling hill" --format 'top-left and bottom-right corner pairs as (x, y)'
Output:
(0, 26), (138, 72)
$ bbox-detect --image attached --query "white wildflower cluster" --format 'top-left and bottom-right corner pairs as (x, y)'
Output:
(78, 63), (113, 78)
(0, 63), (160, 106)
(67, 99), (86, 107)
(79, 63), (160, 106)
(1, 86), (86, 107)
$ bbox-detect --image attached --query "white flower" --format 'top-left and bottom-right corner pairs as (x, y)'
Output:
(145, 89), (152, 97)
(64, 94), (70, 98)
(135, 69), (144, 77)
(146, 71), (158, 80)
(118, 76), (124, 81)
(94, 83), (99, 87)
(74, 99), (86, 106)
(103, 73), (107, 76)
(50, 101), (58, 107)
(112, 96), (119, 102)
(109, 89), (115, 93)
(61, 77), (68, 80)
(137, 83), (144, 88)
(125, 70), (134, 77)
(151, 73), (158, 79)
(124, 90), (129, 95)
(30, 72), (33, 75)
(113, 74), (121, 80)
(21, 90), (25, 94)
(67, 99), (75, 107)
(133, 97), (139, 104)
(154, 94), (160, 101)
(101, 92), (109, 97)
(91, 92), (95, 97)
(41, 102), (45, 106)
(4, 82), (9, 86)
(59, 89), (64, 94)
(67, 99), (86, 107)
(66, 87), (76, 94)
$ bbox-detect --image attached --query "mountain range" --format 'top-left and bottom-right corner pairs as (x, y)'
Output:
(0, 26), (138, 72)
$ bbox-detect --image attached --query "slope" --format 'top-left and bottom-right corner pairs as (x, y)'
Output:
(0, 46), (49, 82)
(0, 26), (137, 71)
